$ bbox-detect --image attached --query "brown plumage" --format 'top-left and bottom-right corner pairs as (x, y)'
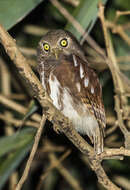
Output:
(37, 29), (106, 154)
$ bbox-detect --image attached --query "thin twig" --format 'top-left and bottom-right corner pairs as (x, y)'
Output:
(0, 94), (41, 123)
(98, 2), (128, 135)
(15, 114), (46, 190)
(98, 147), (130, 160)
(106, 20), (130, 46)
(114, 175), (130, 190)
(49, 153), (83, 190)
(1, 55), (18, 189)
(117, 56), (130, 64)
(37, 149), (71, 190)
(62, 0), (79, 7)
(0, 113), (39, 128)
(114, 10), (130, 23)
(114, 96), (128, 134)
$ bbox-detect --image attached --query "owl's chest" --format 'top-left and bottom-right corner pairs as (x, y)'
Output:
(42, 59), (81, 96)
(45, 62), (79, 111)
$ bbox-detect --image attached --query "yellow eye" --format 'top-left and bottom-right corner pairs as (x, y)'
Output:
(43, 43), (50, 52)
(60, 38), (68, 47)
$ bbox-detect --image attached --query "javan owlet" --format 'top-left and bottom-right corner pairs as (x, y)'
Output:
(37, 30), (106, 154)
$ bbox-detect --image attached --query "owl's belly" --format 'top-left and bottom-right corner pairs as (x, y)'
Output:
(47, 73), (98, 138)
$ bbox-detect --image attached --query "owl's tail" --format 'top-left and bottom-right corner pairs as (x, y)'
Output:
(93, 126), (104, 154)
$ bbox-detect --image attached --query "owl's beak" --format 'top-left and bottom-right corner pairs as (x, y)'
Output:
(51, 48), (59, 59)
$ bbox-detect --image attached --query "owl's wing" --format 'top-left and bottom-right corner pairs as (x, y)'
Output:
(76, 55), (106, 130)
(55, 54), (106, 134)
(72, 55), (106, 153)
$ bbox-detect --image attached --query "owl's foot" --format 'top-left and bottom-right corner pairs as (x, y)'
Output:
(53, 124), (61, 134)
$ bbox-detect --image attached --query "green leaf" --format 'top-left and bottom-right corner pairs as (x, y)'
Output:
(0, 128), (36, 157)
(0, 0), (43, 30)
(0, 142), (32, 189)
(20, 100), (39, 129)
(22, 100), (39, 121)
(66, 0), (108, 39)
(0, 128), (36, 188)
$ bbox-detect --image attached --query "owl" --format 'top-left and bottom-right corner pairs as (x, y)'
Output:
(37, 30), (106, 154)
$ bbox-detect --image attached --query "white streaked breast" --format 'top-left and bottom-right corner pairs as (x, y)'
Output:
(41, 70), (46, 89)
(49, 73), (61, 110)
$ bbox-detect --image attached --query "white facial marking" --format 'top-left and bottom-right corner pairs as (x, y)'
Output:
(49, 74), (61, 109)
(84, 77), (89, 87)
(80, 64), (84, 79)
(91, 86), (94, 94)
(76, 82), (81, 92)
(73, 55), (78, 67)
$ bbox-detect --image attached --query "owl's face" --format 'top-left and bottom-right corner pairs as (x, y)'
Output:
(38, 29), (85, 61)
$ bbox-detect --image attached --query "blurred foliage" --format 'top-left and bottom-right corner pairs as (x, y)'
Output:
(0, 0), (130, 190)
(0, 0), (43, 30)
(0, 128), (36, 189)
(66, 0), (108, 39)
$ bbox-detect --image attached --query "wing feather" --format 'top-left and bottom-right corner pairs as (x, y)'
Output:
(75, 55), (106, 134)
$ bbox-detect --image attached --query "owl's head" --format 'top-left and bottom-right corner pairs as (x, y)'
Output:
(37, 29), (85, 61)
